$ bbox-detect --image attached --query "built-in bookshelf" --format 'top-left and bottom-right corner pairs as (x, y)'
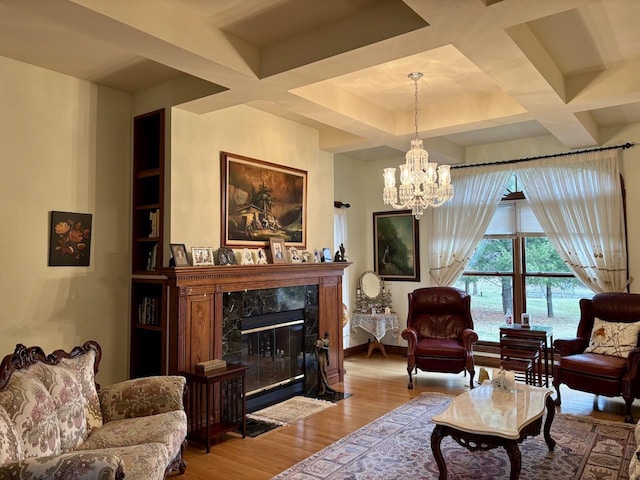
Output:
(132, 109), (164, 274)
(130, 109), (168, 378)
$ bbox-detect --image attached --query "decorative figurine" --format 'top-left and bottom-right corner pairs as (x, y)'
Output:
(333, 243), (347, 262)
(315, 332), (336, 397)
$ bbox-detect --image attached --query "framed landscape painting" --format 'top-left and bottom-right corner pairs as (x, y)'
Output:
(373, 210), (420, 282)
(221, 152), (307, 248)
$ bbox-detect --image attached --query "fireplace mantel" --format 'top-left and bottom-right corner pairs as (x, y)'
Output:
(164, 262), (350, 294)
(163, 262), (350, 385)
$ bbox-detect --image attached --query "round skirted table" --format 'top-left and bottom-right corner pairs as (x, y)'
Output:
(352, 312), (399, 358)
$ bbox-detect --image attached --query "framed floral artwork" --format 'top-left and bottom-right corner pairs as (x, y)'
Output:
(373, 210), (420, 281)
(221, 151), (307, 248)
(48, 211), (92, 267)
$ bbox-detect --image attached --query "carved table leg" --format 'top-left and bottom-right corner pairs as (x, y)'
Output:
(431, 425), (447, 480)
(504, 441), (522, 480)
(544, 394), (556, 451)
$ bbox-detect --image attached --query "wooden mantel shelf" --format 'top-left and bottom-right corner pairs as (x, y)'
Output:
(162, 262), (351, 294)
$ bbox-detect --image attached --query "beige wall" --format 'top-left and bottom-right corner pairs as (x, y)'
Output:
(169, 105), (335, 254)
(336, 130), (640, 348)
(0, 56), (132, 385)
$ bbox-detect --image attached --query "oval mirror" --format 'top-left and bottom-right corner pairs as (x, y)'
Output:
(360, 271), (382, 300)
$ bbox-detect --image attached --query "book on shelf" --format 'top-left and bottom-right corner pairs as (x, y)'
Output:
(137, 296), (160, 325)
(147, 244), (158, 271)
(148, 209), (159, 238)
(195, 359), (227, 374)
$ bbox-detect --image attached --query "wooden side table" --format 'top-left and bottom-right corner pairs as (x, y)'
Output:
(181, 363), (249, 453)
(499, 325), (554, 387)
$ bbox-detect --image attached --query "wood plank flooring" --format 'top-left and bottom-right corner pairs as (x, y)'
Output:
(175, 353), (640, 480)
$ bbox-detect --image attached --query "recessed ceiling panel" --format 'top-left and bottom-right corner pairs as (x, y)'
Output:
(325, 46), (503, 111)
(589, 102), (640, 128)
(221, 0), (428, 78)
(527, 1), (640, 76)
(443, 121), (550, 147)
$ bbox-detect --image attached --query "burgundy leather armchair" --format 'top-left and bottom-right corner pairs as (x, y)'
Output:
(401, 287), (478, 389)
(553, 292), (640, 423)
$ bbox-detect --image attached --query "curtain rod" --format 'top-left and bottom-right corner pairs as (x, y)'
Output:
(451, 142), (635, 170)
(334, 201), (350, 208)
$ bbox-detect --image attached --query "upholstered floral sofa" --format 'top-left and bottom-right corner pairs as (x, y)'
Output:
(0, 341), (187, 479)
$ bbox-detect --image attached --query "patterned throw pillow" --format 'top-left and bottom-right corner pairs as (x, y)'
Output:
(59, 350), (103, 432)
(38, 364), (88, 452)
(584, 317), (640, 358)
(0, 404), (23, 465)
(0, 371), (60, 459)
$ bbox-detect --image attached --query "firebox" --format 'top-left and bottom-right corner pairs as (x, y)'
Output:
(222, 285), (320, 412)
(241, 309), (305, 398)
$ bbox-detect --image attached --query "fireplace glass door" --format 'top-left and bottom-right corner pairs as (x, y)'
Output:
(242, 320), (305, 396)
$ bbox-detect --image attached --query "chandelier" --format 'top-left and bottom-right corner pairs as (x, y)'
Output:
(382, 72), (453, 219)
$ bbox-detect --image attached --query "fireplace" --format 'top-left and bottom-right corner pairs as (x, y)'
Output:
(222, 285), (319, 412)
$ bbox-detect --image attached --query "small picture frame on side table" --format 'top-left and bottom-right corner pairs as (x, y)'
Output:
(192, 247), (215, 266)
(521, 313), (531, 328)
(170, 243), (190, 266)
(269, 236), (287, 264)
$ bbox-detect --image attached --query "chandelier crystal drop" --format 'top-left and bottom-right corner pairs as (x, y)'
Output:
(382, 72), (453, 219)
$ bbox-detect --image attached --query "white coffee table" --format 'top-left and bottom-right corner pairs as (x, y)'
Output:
(431, 382), (555, 480)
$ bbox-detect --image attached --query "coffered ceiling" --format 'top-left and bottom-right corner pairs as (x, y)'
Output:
(1, 0), (638, 164)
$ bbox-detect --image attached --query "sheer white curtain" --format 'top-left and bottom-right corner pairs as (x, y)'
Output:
(334, 208), (350, 347)
(428, 165), (512, 286)
(515, 150), (628, 293)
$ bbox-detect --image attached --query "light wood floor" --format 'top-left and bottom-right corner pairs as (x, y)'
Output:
(176, 353), (640, 480)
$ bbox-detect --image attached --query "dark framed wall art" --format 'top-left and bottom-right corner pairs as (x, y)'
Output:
(221, 151), (307, 248)
(48, 211), (93, 267)
(373, 210), (420, 282)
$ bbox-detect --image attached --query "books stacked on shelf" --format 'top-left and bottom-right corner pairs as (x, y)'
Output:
(148, 209), (160, 238)
(146, 244), (158, 271)
(195, 359), (227, 374)
(137, 296), (161, 325)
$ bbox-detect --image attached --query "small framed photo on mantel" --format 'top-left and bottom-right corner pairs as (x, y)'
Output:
(170, 243), (189, 267)
(191, 246), (215, 266)
(269, 236), (287, 264)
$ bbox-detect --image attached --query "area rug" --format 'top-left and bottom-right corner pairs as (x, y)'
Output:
(247, 396), (337, 426)
(272, 392), (636, 480)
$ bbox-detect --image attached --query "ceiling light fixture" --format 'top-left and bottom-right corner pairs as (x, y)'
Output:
(382, 72), (453, 219)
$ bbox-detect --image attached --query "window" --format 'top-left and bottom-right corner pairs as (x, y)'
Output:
(453, 178), (588, 342)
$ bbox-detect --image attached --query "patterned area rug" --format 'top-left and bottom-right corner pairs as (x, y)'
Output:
(272, 392), (636, 480)
(247, 396), (336, 426)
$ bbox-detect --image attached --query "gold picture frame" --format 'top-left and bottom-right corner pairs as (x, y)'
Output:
(221, 152), (307, 248)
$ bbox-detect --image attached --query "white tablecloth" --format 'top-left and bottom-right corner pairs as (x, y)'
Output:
(352, 312), (399, 342)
